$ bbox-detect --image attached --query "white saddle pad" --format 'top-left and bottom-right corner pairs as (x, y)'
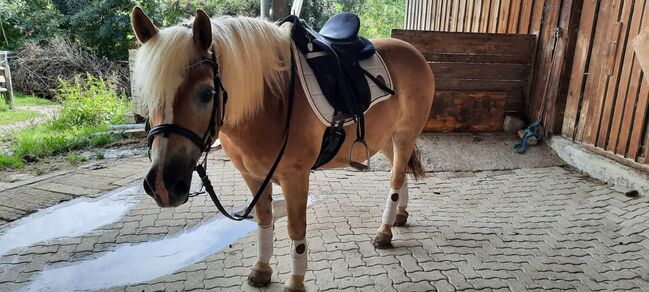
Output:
(293, 45), (394, 126)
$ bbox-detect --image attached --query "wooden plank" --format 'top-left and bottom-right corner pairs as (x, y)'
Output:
(466, 0), (475, 32)
(391, 30), (536, 56)
(607, 0), (648, 151)
(529, 0), (546, 35)
(634, 26), (649, 81)
(528, 0), (562, 122)
(435, 78), (527, 92)
(488, 0), (501, 33)
(616, 3), (649, 155)
(518, 0), (534, 34)
(451, 0), (460, 31)
(628, 74), (649, 160)
(507, 0), (521, 33)
(458, 0), (467, 32)
(1, 53), (14, 109)
(432, 0), (442, 31)
(480, 0), (492, 32)
(429, 62), (531, 80)
(595, 0), (631, 148)
(498, 0), (511, 33)
(437, 0), (444, 30)
(536, 0), (584, 135)
(562, 0), (600, 138)
(442, 0), (450, 31)
(425, 91), (507, 132)
(423, 52), (534, 64)
(576, 0), (614, 142)
(472, 0), (483, 32)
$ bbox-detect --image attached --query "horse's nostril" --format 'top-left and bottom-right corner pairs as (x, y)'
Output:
(174, 180), (190, 196)
(143, 179), (154, 197)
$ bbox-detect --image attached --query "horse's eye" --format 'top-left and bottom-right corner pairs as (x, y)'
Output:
(198, 87), (213, 103)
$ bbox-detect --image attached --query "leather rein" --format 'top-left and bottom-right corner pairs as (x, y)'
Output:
(145, 36), (297, 221)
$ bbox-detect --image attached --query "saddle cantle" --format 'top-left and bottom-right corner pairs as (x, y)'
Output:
(282, 13), (395, 170)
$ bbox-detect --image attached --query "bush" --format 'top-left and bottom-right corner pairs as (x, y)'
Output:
(54, 75), (130, 128)
(12, 38), (129, 99)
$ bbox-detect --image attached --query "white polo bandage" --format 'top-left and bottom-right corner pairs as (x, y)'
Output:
(398, 180), (409, 208)
(290, 239), (308, 276)
(257, 224), (274, 263)
(381, 188), (400, 225)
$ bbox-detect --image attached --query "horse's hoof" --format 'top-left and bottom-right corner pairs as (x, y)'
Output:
(283, 287), (306, 292)
(372, 232), (393, 249)
(394, 211), (409, 226)
(247, 268), (272, 287)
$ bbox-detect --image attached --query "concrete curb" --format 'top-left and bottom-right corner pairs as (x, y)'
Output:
(549, 136), (649, 195)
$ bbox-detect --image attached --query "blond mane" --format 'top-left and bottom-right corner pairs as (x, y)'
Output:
(133, 16), (292, 124)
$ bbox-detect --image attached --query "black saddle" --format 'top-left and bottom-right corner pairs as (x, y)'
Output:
(318, 12), (375, 60)
(282, 13), (394, 170)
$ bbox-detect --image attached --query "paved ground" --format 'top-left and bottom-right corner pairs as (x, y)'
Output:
(1, 150), (649, 291)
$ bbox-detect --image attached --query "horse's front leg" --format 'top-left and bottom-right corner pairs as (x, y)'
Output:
(242, 173), (275, 288)
(279, 173), (310, 292)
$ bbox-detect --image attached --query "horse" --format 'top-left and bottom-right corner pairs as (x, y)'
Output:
(131, 7), (435, 291)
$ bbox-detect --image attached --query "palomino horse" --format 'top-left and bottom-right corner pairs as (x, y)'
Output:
(132, 7), (434, 291)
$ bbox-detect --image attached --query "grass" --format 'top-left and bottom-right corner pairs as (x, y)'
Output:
(0, 109), (39, 125)
(0, 76), (131, 169)
(14, 93), (57, 106)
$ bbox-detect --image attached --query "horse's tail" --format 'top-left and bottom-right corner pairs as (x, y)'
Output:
(406, 145), (425, 180)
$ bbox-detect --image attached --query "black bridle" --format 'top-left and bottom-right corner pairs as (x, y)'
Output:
(145, 43), (297, 221)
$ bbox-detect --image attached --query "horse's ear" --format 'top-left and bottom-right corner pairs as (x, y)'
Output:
(193, 9), (212, 51)
(131, 6), (158, 44)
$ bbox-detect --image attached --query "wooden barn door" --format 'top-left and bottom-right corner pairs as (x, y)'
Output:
(563, 0), (649, 163)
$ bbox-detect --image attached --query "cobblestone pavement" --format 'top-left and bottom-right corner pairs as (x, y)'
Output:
(1, 153), (649, 291)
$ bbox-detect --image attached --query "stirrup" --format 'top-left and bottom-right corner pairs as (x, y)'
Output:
(349, 139), (370, 171)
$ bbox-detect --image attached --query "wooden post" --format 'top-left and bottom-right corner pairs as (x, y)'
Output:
(2, 52), (14, 109)
(272, 0), (290, 20)
(261, 0), (272, 20)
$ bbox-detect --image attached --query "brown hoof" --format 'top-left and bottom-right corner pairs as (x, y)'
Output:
(248, 268), (272, 287)
(372, 232), (393, 249)
(283, 287), (307, 292)
(394, 211), (409, 226)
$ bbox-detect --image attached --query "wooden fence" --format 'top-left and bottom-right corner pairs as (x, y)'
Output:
(405, 0), (545, 35)
(392, 29), (536, 132)
(562, 0), (649, 164)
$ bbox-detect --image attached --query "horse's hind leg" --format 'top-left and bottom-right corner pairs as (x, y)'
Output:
(242, 174), (274, 288)
(373, 133), (417, 248)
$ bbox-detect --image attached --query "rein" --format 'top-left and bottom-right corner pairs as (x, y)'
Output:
(146, 23), (297, 221)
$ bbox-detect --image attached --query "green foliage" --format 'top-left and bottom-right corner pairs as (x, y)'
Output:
(54, 75), (130, 129)
(0, 76), (130, 169)
(0, 98), (7, 112)
(0, 0), (64, 50)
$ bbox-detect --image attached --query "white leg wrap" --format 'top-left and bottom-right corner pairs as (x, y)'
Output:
(257, 224), (274, 263)
(397, 180), (409, 208)
(290, 239), (308, 276)
(381, 188), (400, 225)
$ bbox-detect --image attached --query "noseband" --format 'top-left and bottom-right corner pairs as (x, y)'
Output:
(145, 47), (227, 158)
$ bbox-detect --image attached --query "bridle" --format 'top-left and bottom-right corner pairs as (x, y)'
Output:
(144, 28), (297, 221)
(145, 48), (226, 163)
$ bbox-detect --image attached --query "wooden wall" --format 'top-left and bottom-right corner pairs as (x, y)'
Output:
(405, 0), (545, 35)
(405, 0), (584, 135)
(392, 30), (536, 132)
(562, 0), (649, 164)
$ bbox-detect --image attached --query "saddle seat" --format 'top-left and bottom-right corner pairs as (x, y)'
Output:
(316, 12), (375, 60)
